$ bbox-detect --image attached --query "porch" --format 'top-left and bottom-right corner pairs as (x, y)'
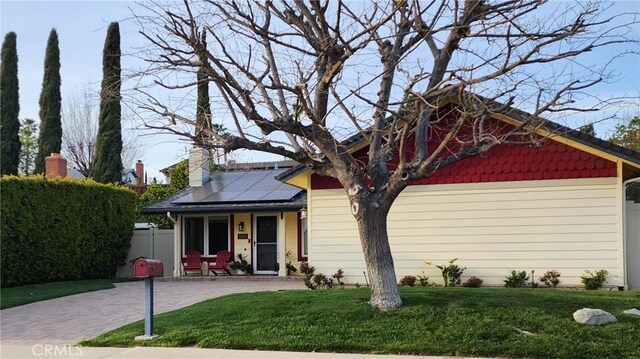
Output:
(171, 210), (307, 278)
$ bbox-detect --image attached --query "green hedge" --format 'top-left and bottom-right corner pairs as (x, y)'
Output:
(1, 176), (136, 287)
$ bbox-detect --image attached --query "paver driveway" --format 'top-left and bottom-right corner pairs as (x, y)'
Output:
(1, 280), (303, 345)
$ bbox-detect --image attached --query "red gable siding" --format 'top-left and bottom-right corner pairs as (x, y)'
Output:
(311, 135), (616, 190)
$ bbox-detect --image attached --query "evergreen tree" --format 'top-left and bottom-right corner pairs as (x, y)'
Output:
(92, 22), (123, 183)
(34, 28), (62, 174)
(18, 118), (38, 175)
(0, 32), (20, 176)
(195, 31), (211, 140)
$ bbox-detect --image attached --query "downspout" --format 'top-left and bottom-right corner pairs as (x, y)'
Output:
(167, 212), (180, 277)
(622, 177), (640, 290)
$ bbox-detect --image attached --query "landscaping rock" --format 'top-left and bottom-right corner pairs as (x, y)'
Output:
(573, 308), (617, 325)
(622, 308), (640, 316)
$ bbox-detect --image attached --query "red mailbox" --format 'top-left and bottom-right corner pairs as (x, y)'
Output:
(134, 259), (164, 278)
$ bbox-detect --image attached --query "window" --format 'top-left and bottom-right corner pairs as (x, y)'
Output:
(183, 215), (229, 256)
(297, 213), (309, 260)
(208, 217), (229, 255)
(184, 217), (204, 254)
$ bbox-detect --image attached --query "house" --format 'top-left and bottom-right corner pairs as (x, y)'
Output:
(142, 148), (307, 276)
(277, 102), (640, 289)
(143, 101), (640, 289)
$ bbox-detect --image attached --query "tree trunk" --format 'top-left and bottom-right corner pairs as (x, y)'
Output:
(355, 200), (402, 310)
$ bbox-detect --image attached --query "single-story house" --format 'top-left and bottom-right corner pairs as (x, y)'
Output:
(143, 102), (640, 289)
(142, 151), (308, 276)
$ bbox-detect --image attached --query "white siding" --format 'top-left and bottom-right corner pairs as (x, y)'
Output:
(309, 178), (622, 287)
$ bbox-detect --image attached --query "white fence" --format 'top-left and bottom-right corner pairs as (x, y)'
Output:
(117, 228), (175, 277)
(627, 201), (640, 289)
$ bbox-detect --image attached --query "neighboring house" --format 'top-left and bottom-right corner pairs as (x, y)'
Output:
(143, 101), (640, 289)
(122, 168), (140, 185)
(142, 148), (307, 276)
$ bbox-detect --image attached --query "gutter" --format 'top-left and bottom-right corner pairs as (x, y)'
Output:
(166, 212), (177, 224)
(622, 177), (640, 289)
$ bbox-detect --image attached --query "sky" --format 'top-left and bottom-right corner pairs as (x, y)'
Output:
(1, 1), (639, 182)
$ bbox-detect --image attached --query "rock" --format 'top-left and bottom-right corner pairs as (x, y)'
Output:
(514, 327), (535, 336)
(573, 308), (617, 325)
(622, 308), (640, 316)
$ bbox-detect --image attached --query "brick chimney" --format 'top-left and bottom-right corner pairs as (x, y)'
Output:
(189, 147), (209, 187)
(135, 160), (145, 184)
(45, 153), (68, 178)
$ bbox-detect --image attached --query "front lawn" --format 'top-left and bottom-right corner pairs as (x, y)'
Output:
(1, 279), (128, 309)
(81, 287), (640, 359)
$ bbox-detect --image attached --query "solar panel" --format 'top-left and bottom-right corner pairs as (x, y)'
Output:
(171, 169), (301, 204)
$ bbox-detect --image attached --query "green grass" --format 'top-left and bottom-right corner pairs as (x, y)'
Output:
(81, 287), (640, 359)
(1, 279), (132, 309)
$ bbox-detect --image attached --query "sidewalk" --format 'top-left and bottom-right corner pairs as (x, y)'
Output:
(1, 345), (495, 359)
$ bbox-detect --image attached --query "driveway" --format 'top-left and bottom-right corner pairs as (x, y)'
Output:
(0, 280), (303, 345)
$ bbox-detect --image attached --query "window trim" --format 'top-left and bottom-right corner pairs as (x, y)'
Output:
(297, 212), (308, 262)
(182, 214), (231, 257)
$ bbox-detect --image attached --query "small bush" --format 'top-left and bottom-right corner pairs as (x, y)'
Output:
(462, 276), (483, 288)
(427, 258), (465, 287)
(332, 268), (345, 288)
(504, 270), (529, 288)
(399, 275), (417, 287)
(416, 272), (430, 286)
(539, 270), (561, 288)
(300, 262), (317, 289)
(581, 269), (608, 290)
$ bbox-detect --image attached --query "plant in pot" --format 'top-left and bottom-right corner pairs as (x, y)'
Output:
(229, 254), (250, 275)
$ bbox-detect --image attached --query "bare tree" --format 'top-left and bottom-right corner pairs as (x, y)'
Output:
(133, 0), (638, 309)
(62, 82), (144, 177)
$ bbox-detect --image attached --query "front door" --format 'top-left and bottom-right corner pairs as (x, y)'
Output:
(254, 215), (278, 274)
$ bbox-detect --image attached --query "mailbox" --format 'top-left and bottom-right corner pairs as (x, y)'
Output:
(134, 259), (163, 278)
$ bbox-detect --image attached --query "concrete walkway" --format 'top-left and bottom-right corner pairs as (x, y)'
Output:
(1, 345), (493, 359)
(1, 280), (303, 345)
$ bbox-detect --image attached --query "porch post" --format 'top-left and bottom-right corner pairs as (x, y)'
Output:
(173, 215), (182, 277)
(278, 212), (286, 277)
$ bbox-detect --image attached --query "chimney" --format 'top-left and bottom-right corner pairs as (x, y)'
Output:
(189, 147), (209, 187)
(135, 160), (145, 185)
(45, 153), (68, 178)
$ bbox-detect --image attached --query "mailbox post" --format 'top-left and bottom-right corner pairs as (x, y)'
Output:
(133, 259), (163, 341)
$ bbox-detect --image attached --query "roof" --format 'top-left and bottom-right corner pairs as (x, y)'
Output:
(142, 169), (305, 214)
(277, 96), (640, 182)
(160, 160), (297, 176)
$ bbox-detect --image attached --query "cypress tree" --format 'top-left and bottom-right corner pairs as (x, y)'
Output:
(92, 22), (123, 183)
(34, 28), (62, 174)
(0, 32), (21, 176)
(195, 31), (211, 141)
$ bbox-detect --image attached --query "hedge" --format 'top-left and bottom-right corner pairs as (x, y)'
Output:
(0, 176), (136, 287)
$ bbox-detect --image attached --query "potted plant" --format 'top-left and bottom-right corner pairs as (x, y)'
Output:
(229, 254), (250, 275)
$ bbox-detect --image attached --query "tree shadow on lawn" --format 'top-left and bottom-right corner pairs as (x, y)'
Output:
(81, 288), (640, 359)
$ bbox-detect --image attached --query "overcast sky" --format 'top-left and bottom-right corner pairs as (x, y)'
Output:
(1, 1), (639, 182)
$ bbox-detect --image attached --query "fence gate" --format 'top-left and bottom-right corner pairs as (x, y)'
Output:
(118, 227), (174, 277)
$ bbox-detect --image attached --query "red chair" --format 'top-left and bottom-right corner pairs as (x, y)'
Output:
(183, 250), (203, 276)
(208, 250), (232, 276)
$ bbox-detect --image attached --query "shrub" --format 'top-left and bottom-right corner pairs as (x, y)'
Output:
(300, 261), (318, 289)
(1, 176), (135, 287)
(504, 270), (529, 288)
(427, 258), (466, 287)
(462, 276), (483, 288)
(539, 270), (561, 288)
(581, 269), (608, 290)
(399, 275), (417, 287)
(416, 272), (430, 286)
(333, 268), (345, 288)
